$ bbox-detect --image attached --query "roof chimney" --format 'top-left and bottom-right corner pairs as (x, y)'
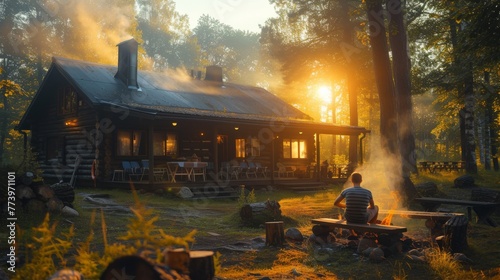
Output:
(115, 38), (140, 90)
(204, 65), (223, 83)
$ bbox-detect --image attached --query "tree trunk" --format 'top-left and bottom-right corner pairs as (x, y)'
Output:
(365, 0), (398, 154)
(463, 62), (478, 174)
(484, 71), (499, 171)
(386, 0), (419, 203)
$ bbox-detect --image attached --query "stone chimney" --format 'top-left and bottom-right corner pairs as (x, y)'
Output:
(115, 38), (139, 90)
(204, 65), (223, 83)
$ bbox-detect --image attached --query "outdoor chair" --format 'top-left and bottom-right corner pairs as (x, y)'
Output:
(122, 161), (141, 181)
(255, 162), (268, 178)
(246, 162), (258, 178)
(139, 159), (164, 181)
(275, 162), (294, 177)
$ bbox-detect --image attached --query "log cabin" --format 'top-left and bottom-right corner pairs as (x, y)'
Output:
(17, 38), (369, 188)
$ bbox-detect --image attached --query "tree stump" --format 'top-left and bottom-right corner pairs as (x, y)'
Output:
(240, 200), (282, 225)
(188, 251), (215, 280)
(265, 221), (285, 246)
(443, 215), (468, 253)
(165, 248), (190, 274)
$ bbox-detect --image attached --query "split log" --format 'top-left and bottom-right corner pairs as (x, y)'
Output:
(443, 215), (468, 253)
(16, 185), (35, 200)
(47, 197), (65, 213)
(25, 199), (47, 213)
(240, 200), (282, 225)
(33, 185), (55, 202)
(265, 221), (285, 246)
(188, 251), (215, 280)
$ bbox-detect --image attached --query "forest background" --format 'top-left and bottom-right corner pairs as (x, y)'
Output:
(0, 0), (499, 174)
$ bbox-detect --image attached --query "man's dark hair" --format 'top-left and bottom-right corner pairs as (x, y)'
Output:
(351, 172), (362, 184)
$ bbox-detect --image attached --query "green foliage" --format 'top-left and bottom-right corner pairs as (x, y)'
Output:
(238, 186), (257, 207)
(14, 189), (197, 279)
(13, 214), (74, 280)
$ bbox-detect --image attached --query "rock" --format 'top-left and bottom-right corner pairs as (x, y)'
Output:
(178, 187), (194, 198)
(369, 248), (385, 263)
(49, 269), (83, 280)
(285, 227), (304, 242)
(453, 253), (473, 264)
(406, 254), (426, 262)
(357, 236), (377, 254)
(454, 175), (475, 188)
(291, 268), (302, 276)
(313, 248), (334, 261)
(407, 249), (423, 257)
(362, 247), (375, 257)
(61, 206), (79, 217)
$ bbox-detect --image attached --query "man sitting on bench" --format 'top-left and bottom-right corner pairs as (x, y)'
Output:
(334, 172), (379, 225)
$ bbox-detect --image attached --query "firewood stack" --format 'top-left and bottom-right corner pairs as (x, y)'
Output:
(16, 172), (79, 217)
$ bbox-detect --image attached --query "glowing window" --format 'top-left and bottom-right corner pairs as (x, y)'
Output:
(283, 139), (307, 159)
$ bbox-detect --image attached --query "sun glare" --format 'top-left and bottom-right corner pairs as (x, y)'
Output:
(317, 86), (332, 104)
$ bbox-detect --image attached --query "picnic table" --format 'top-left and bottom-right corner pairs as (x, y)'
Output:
(418, 161), (465, 173)
(414, 197), (499, 226)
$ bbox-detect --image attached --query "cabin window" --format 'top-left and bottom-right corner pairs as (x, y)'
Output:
(58, 87), (80, 115)
(283, 139), (307, 159)
(235, 137), (260, 158)
(117, 130), (147, 156)
(153, 132), (177, 156)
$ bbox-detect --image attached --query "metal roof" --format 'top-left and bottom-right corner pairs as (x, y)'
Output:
(18, 56), (369, 134)
(53, 56), (312, 122)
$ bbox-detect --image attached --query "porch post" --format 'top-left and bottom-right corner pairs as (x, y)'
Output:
(213, 127), (218, 180)
(271, 135), (275, 185)
(316, 133), (321, 182)
(148, 124), (154, 184)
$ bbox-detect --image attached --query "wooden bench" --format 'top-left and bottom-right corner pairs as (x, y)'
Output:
(379, 210), (464, 237)
(414, 197), (500, 227)
(311, 218), (407, 235)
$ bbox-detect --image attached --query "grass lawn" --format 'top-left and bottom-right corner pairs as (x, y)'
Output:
(3, 170), (500, 279)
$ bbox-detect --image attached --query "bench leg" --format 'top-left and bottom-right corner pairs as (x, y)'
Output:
(472, 206), (498, 227)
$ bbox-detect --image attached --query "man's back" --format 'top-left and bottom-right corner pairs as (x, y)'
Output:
(341, 186), (373, 224)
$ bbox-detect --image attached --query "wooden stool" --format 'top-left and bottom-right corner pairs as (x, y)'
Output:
(189, 251), (215, 280)
(265, 221), (285, 246)
(166, 249), (215, 279)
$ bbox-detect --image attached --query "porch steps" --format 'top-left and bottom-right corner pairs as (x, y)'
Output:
(189, 186), (239, 200)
